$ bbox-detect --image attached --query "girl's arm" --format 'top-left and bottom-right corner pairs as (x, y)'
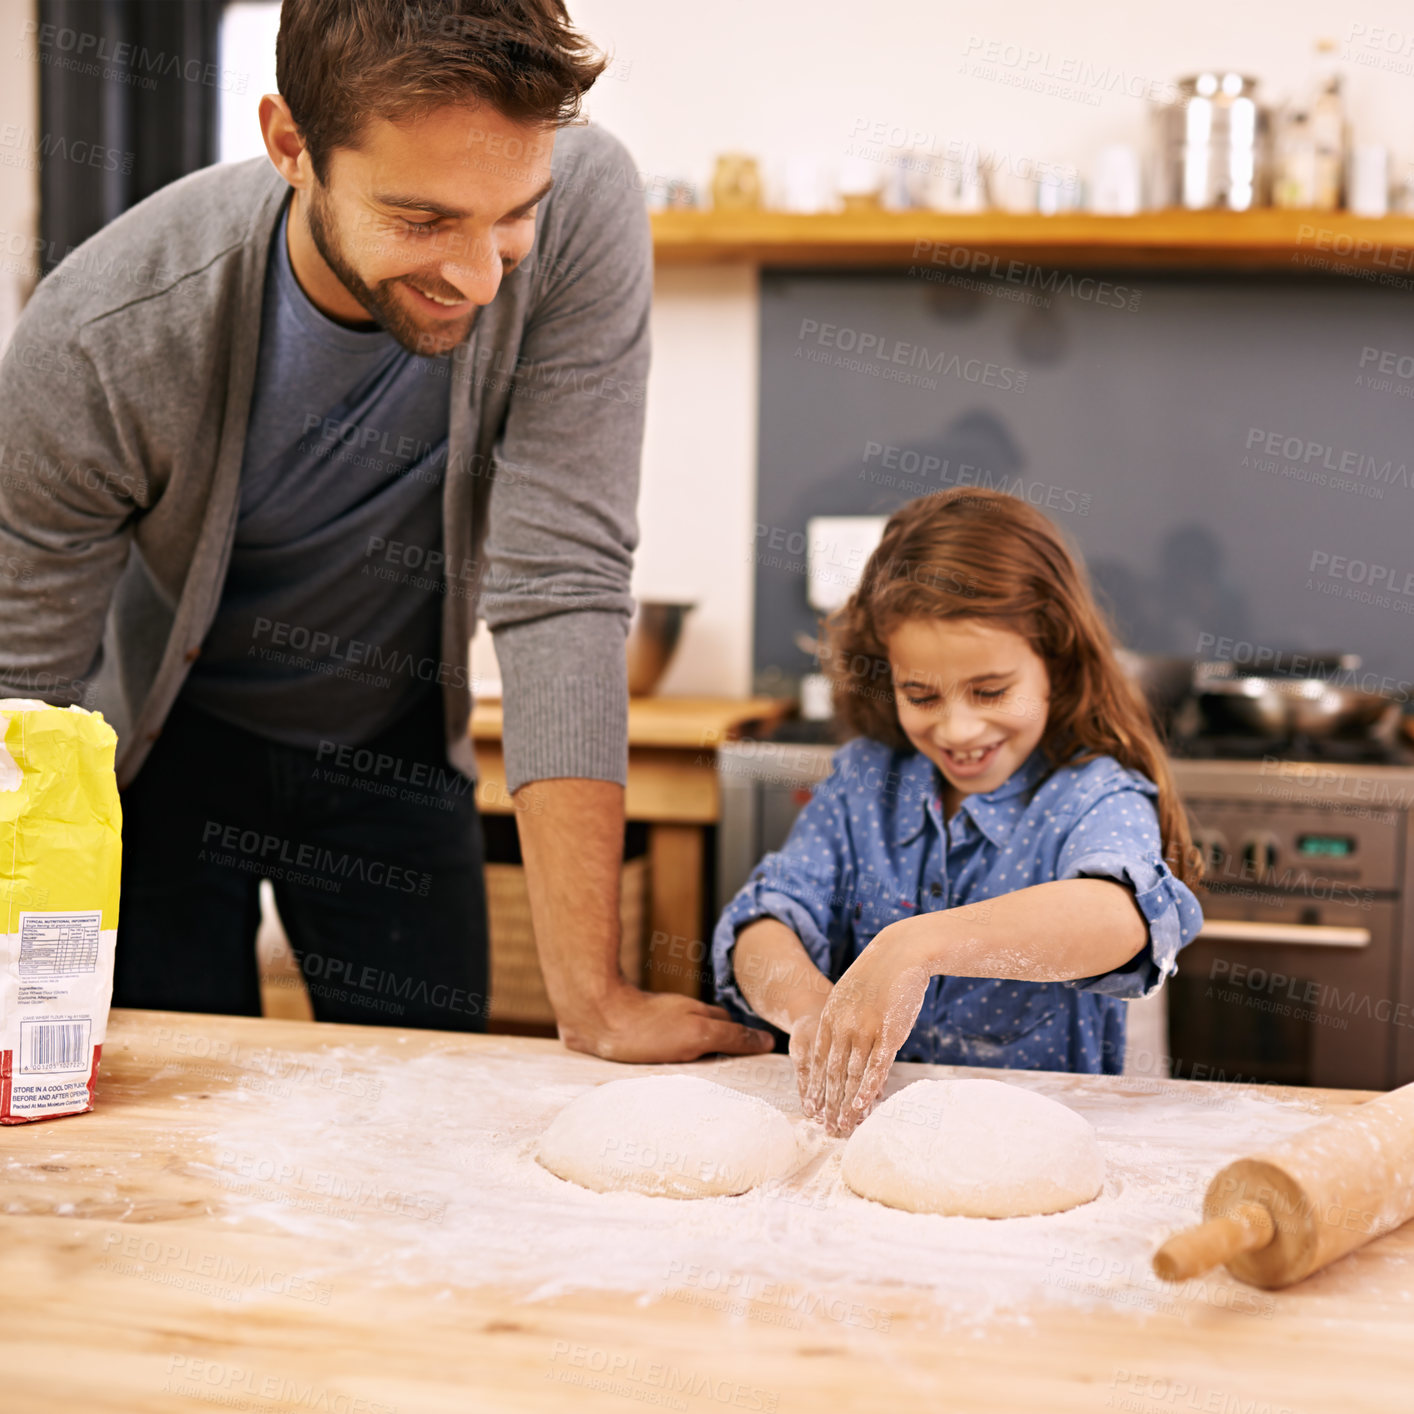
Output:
(733, 918), (835, 1032)
(902, 877), (1147, 981)
(805, 878), (1146, 1134)
(709, 744), (871, 1042)
(733, 918), (836, 1112)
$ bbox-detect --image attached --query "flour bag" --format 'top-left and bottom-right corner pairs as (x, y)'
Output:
(0, 700), (122, 1122)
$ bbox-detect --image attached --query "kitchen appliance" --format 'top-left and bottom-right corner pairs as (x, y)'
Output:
(1153, 1081), (1414, 1289)
(717, 723), (1414, 1091)
(1166, 742), (1414, 1092)
(1153, 72), (1270, 211)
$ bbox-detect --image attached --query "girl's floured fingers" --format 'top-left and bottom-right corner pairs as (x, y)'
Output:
(825, 1036), (867, 1135)
(806, 1019), (832, 1116)
(789, 1033), (815, 1116)
(823, 1037), (849, 1132)
(825, 1041), (859, 1133)
(853, 1047), (893, 1119)
(836, 1042), (873, 1131)
(795, 1065), (814, 1119)
(818, 1032), (848, 1127)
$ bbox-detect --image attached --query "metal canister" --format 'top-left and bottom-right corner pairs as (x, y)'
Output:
(1153, 73), (1270, 210)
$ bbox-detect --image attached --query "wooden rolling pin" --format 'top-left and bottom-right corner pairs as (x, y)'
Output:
(1153, 1081), (1414, 1289)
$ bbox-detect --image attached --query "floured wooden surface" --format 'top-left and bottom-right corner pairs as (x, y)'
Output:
(168, 1036), (1324, 1325)
(4, 1009), (1414, 1414)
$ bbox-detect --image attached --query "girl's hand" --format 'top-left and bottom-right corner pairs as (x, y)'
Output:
(805, 925), (931, 1136)
(787, 999), (831, 1119)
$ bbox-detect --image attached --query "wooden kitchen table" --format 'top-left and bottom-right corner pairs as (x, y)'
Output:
(471, 696), (793, 996)
(3, 1009), (1412, 1414)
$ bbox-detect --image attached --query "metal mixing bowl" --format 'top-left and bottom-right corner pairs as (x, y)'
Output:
(626, 601), (696, 695)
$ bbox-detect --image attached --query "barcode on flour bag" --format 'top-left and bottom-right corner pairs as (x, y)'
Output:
(21, 1019), (93, 1072)
(0, 701), (122, 1123)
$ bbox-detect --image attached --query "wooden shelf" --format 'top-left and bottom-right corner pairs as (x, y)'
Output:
(470, 694), (794, 750)
(651, 208), (1414, 273)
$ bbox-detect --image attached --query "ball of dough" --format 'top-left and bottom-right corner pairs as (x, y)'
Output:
(842, 1078), (1104, 1217)
(537, 1075), (797, 1199)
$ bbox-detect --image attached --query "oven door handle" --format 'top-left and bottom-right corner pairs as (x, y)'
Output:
(1196, 919), (1372, 949)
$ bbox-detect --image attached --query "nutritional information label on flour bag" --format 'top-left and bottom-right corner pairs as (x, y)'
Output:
(19, 911), (101, 979)
(3, 911), (111, 1119)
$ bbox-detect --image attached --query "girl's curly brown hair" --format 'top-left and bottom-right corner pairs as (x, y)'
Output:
(822, 488), (1202, 888)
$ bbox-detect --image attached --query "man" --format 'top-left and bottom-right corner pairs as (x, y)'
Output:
(0, 0), (769, 1064)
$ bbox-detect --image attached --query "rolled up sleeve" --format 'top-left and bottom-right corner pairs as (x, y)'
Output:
(710, 777), (855, 1025)
(1054, 789), (1205, 999)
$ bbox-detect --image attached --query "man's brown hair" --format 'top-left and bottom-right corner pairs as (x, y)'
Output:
(277, 0), (607, 180)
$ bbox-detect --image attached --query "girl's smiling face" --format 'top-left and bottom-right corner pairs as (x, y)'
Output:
(886, 617), (1051, 816)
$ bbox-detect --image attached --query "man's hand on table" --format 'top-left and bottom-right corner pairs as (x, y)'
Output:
(557, 984), (774, 1063)
(514, 776), (775, 1064)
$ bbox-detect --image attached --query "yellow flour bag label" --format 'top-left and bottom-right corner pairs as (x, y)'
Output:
(0, 699), (121, 1122)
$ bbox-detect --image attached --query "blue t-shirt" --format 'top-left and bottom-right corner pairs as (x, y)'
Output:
(183, 194), (452, 746)
(711, 737), (1205, 1074)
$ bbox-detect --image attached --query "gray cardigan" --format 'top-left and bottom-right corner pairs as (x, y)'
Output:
(0, 123), (650, 792)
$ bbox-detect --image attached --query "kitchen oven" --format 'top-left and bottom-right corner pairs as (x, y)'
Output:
(717, 728), (1414, 1091)
(1168, 748), (1414, 1091)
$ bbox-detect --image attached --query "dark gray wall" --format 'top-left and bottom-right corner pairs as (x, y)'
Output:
(755, 269), (1414, 698)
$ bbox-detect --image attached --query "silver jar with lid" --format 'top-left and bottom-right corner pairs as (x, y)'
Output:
(1153, 72), (1270, 210)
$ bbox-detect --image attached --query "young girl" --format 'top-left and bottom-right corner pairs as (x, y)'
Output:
(711, 488), (1205, 1137)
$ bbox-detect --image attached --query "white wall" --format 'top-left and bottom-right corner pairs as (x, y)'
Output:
(569, 0), (1414, 697)
(0, 0), (39, 351)
(571, 0), (1413, 196)
(218, 0), (281, 163)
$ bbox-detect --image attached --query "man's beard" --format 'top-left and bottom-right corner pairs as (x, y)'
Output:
(304, 182), (476, 358)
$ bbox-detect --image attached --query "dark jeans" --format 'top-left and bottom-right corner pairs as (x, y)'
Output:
(113, 687), (488, 1031)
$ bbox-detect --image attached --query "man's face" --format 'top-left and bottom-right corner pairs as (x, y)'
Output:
(304, 103), (556, 356)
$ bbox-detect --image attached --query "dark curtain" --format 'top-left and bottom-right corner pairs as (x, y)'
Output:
(38, 0), (226, 273)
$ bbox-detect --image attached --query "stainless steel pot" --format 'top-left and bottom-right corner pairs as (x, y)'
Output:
(1195, 659), (1397, 738)
(1152, 72), (1270, 211)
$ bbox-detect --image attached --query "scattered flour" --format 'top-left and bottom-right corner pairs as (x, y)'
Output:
(183, 1043), (1324, 1328)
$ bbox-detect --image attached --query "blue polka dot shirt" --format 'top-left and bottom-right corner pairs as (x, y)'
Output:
(711, 737), (1205, 1074)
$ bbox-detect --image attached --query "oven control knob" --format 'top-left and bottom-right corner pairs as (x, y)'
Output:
(1242, 832), (1279, 877)
(1196, 828), (1227, 873)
